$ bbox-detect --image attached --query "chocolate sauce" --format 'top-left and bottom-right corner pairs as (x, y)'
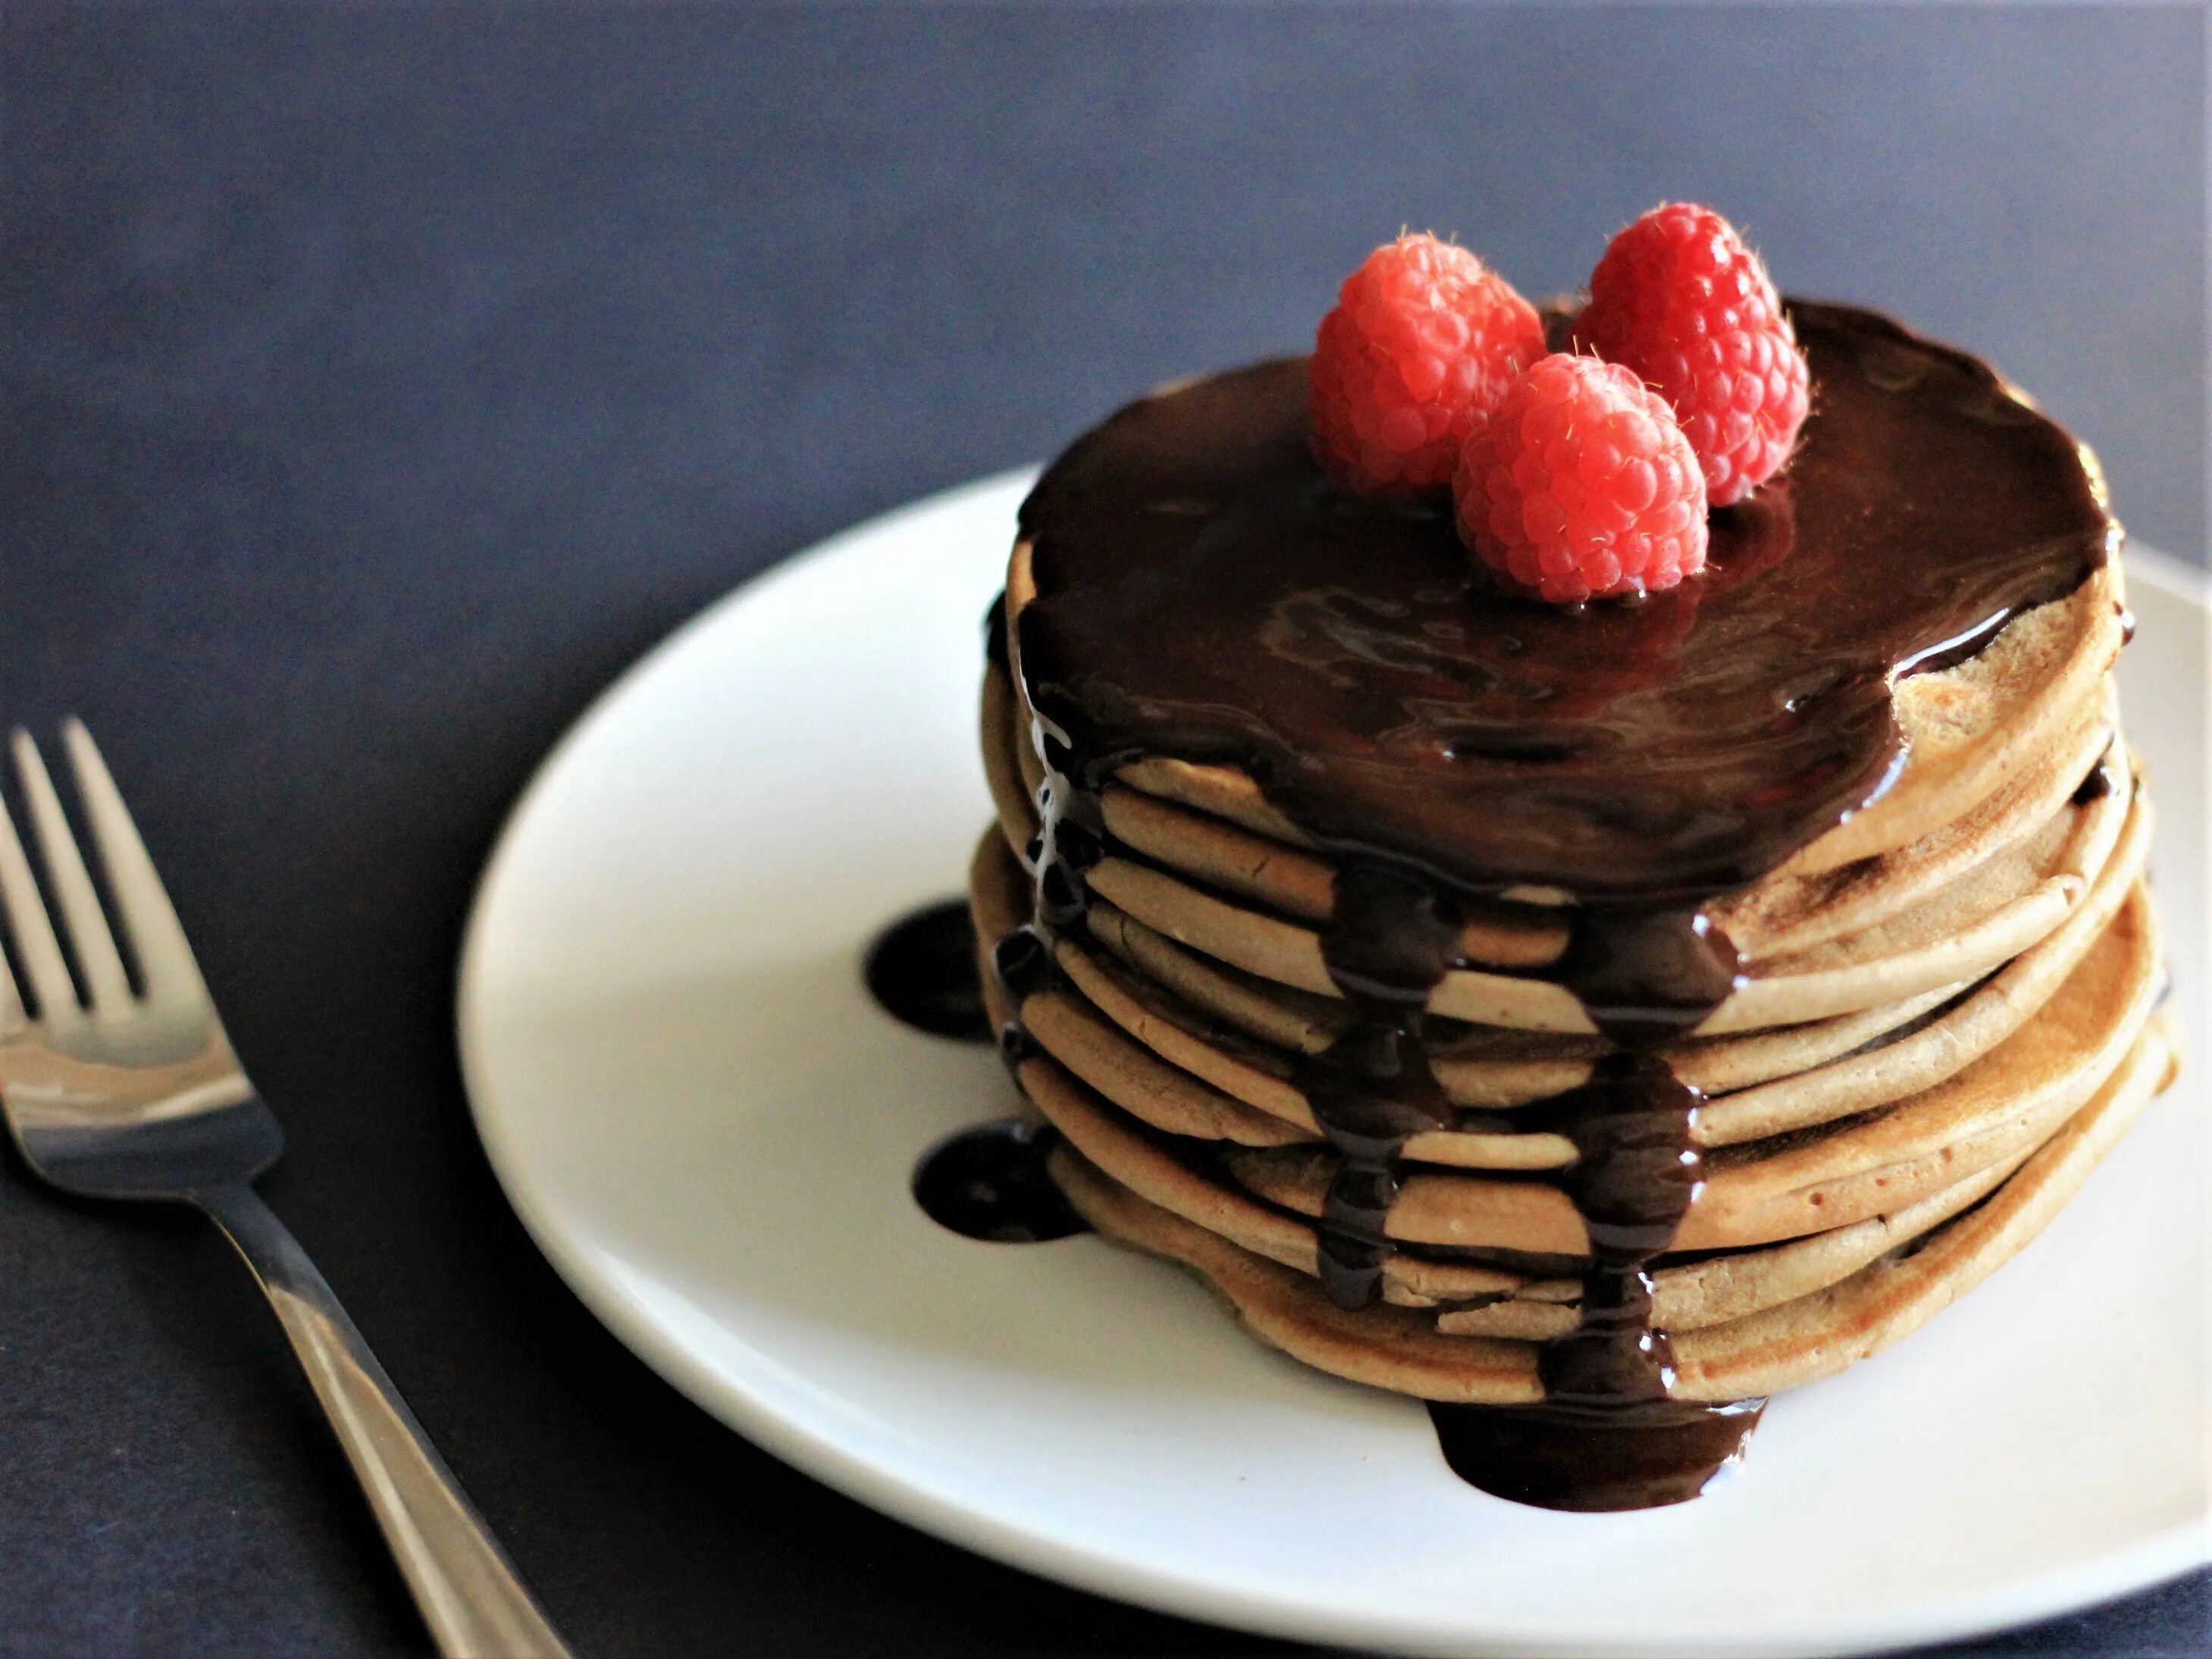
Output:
(871, 902), (1092, 1241)
(912, 1119), (1089, 1242)
(992, 926), (1060, 1001)
(2073, 745), (2121, 806)
(1555, 907), (1747, 1047)
(1293, 865), (1463, 1305)
(1014, 304), (2110, 903)
(1428, 1397), (1765, 1511)
(1005, 301), (2116, 1510)
(1518, 1055), (1705, 1408)
(997, 1021), (1042, 1066)
(864, 900), (993, 1041)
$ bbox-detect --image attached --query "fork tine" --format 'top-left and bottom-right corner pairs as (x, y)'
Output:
(11, 730), (133, 1016)
(0, 765), (82, 1025)
(0, 919), (24, 1037)
(61, 720), (207, 1005)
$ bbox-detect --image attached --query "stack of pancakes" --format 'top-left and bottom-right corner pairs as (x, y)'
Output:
(977, 652), (2167, 1406)
(966, 302), (2173, 1462)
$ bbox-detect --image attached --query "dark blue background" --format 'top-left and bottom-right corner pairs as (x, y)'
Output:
(3, 6), (2204, 1654)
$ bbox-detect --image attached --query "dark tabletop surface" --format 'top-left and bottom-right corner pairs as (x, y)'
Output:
(3, 6), (2205, 1655)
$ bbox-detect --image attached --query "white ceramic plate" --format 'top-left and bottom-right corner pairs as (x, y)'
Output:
(458, 471), (2209, 1659)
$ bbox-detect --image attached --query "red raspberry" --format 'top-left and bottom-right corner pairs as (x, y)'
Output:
(1571, 203), (1809, 506)
(1454, 353), (1708, 605)
(1308, 233), (1544, 493)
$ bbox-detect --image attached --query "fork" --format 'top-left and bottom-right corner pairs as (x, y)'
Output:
(0, 722), (570, 1659)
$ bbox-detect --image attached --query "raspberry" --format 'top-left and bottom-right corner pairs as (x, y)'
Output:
(1308, 233), (1544, 494)
(1453, 353), (1709, 605)
(1571, 203), (1809, 506)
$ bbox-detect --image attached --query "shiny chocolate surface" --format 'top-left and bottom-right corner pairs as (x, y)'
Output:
(866, 900), (995, 1041)
(911, 1119), (1089, 1244)
(1012, 303), (2111, 903)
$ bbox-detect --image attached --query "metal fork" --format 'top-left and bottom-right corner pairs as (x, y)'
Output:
(0, 722), (569, 1659)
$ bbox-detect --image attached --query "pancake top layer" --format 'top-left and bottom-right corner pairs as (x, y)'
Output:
(1014, 302), (2115, 906)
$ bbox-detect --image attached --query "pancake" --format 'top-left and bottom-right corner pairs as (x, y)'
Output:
(990, 869), (2154, 1294)
(1080, 887), (1970, 1103)
(1449, 1147), (2034, 1336)
(1711, 687), (2121, 955)
(1047, 1020), (2174, 1404)
(1697, 792), (2151, 1142)
(970, 781), (2151, 1165)
(1669, 1020), (2176, 1399)
(973, 825), (1967, 1125)
(985, 659), (2129, 1037)
(1223, 879), (2159, 1252)
(1086, 844), (2088, 1035)
(985, 653), (2123, 965)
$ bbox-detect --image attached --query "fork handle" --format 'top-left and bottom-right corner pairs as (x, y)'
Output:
(195, 1181), (572, 1658)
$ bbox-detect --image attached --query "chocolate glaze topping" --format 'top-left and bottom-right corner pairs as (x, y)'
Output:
(988, 300), (2115, 1510)
(1013, 303), (2110, 902)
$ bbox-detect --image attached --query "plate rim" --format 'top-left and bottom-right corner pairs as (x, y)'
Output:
(456, 476), (2210, 1659)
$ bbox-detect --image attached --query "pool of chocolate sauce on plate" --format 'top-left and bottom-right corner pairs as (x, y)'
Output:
(911, 1118), (1089, 1243)
(865, 901), (994, 1041)
(895, 302), (2113, 1510)
(869, 903), (1094, 1241)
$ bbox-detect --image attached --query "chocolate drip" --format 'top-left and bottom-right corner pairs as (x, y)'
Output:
(984, 588), (1010, 671)
(992, 926), (1061, 1002)
(981, 696), (1114, 1089)
(864, 901), (994, 1041)
(1532, 1056), (1703, 1258)
(1314, 1190), (1394, 1307)
(997, 1021), (1042, 1066)
(1295, 1009), (1450, 1309)
(1321, 863), (1465, 1002)
(913, 1119), (1089, 1242)
(1005, 300), (2116, 1510)
(1289, 888), (1734, 1478)
(1556, 906), (1747, 1047)
(1519, 1054), (1706, 1407)
(2072, 745), (2121, 806)
(1292, 863), (1462, 1308)
(1026, 711), (1106, 937)
(1424, 1046), (1758, 1509)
